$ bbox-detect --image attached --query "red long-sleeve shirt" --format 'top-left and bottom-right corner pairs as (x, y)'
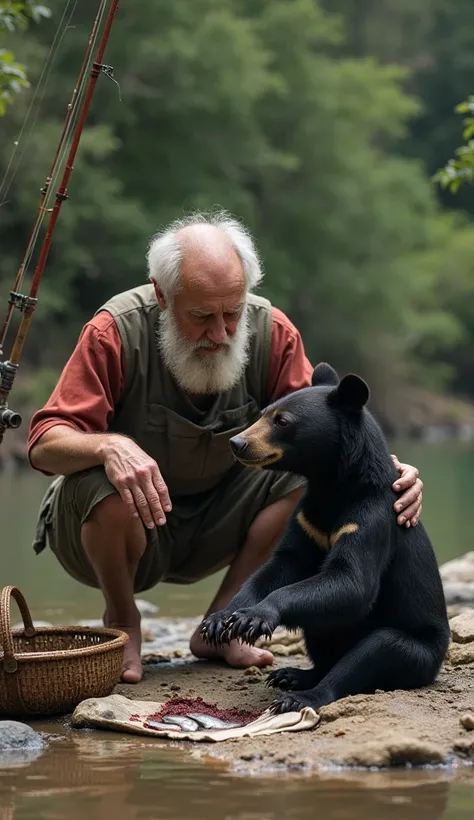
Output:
(27, 306), (313, 471)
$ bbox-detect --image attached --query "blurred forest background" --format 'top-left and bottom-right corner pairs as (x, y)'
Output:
(2, 0), (474, 442)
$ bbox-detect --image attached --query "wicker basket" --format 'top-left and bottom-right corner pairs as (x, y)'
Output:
(0, 585), (129, 718)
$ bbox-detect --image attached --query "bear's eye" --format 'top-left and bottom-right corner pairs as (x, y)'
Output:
(274, 414), (289, 428)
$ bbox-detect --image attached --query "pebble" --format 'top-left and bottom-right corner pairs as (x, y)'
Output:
(244, 666), (264, 678)
(448, 643), (474, 665)
(460, 713), (474, 731)
(135, 598), (160, 616)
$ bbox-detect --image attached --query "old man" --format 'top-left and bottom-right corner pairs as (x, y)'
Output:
(28, 210), (423, 682)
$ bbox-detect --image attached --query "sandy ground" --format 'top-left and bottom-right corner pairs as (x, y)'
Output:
(108, 617), (474, 775)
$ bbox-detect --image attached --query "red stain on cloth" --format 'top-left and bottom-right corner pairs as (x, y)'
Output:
(128, 697), (260, 726)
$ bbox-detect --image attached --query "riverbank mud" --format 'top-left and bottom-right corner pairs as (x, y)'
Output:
(104, 616), (474, 775)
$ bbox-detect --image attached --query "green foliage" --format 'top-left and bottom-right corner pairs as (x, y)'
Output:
(2, 0), (474, 422)
(0, 1), (50, 115)
(408, 211), (474, 396)
(433, 97), (474, 192)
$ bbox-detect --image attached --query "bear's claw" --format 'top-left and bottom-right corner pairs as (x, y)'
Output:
(199, 612), (232, 647)
(223, 609), (275, 646)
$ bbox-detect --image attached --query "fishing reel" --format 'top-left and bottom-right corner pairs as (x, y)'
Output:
(0, 359), (22, 431)
(0, 406), (22, 430)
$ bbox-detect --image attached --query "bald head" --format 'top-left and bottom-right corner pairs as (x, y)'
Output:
(177, 223), (246, 296)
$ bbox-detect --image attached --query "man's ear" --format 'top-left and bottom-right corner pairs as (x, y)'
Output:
(153, 281), (167, 311)
(311, 362), (339, 387)
(329, 373), (370, 412)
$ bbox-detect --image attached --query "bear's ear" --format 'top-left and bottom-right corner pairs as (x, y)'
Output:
(329, 373), (369, 412)
(311, 362), (339, 387)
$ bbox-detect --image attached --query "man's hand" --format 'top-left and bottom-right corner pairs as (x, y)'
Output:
(102, 435), (172, 529)
(391, 454), (423, 528)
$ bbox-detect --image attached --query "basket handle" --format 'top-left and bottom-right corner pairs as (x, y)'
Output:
(0, 585), (36, 673)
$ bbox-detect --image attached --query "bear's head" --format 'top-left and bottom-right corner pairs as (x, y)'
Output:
(229, 362), (370, 480)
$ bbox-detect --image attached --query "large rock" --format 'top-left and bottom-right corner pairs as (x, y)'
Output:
(447, 643), (474, 666)
(441, 552), (474, 604)
(0, 721), (44, 750)
(449, 610), (474, 643)
(441, 552), (474, 583)
(339, 735), (446, 768)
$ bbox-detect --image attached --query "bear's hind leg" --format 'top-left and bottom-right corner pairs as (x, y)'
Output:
(267, 666), (322, 691)
(267, 639), (336, 691)
(271, 627), (442, 714)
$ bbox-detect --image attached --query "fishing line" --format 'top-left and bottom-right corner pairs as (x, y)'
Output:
(0, 0), (110, 347)
(0, 0), (78, 206)
(19, 0), (109, 283)
(0, 0), (120, 442)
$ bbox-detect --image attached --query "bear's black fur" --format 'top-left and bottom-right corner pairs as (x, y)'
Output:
(200, 363), (451, 714)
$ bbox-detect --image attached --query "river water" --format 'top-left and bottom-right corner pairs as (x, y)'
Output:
(1, 439), (474, 818)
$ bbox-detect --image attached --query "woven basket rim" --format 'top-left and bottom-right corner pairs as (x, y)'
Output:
(0, 625), (129, 663)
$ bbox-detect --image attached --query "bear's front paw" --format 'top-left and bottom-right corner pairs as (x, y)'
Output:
(270, 692), (315, 715)
(199, 610), (233, 647)
(270, 686), (336, 714)
(266, 667), (318, 692)
(222, 605), (279, 646)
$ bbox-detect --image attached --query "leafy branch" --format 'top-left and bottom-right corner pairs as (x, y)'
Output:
(0, 1), (50, 115)
(434, 96), (474, 193)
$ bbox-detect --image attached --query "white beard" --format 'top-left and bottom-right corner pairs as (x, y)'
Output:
(156, 304), (251, 395)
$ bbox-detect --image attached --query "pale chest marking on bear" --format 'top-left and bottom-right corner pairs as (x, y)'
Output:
(296, 512), (359, 551)
(330, 522), (360, 547)
(296, 511), (330, 551)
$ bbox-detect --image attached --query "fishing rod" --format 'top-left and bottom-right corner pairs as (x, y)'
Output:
(0, 0), (120, 445)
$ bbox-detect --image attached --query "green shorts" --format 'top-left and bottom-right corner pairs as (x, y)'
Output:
(33, 464), (306, 593)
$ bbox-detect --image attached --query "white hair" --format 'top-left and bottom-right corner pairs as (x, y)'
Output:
(146, 209), (264, 298)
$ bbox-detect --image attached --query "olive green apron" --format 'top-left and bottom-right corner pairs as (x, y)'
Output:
(33, 284), (276, 552)
(105, 284), (273, 499)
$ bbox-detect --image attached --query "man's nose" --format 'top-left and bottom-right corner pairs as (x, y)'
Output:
(229, 435), (248, 453)
(207, 317), (227, 345)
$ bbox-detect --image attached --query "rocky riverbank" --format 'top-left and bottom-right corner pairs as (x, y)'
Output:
(102, 609), (474, 775)
(3, 553), (474, 776)
(85, 553), (474, 773)
(77, 591), (474, 774)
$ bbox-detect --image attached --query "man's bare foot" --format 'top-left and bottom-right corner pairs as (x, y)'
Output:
(104, 607), (143, 683)
(189, 629), (274, 668)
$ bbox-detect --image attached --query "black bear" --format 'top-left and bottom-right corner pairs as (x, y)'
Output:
(200, 363), (451, 714)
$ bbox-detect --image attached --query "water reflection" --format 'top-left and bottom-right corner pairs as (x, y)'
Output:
(1, 725), (473, 820)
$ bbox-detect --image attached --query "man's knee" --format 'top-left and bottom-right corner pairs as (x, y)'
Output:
(87, 492), (132, 528)
(246, 486), (304, 547)
(83, 494), (147, 561)
(282, 486), (305, 509)
(257, 486), (304, 525)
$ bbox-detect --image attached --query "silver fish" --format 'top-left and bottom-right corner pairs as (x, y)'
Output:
(144, 720), (181, 731)
(162, 715), (200, 732)
(187, 713), (243, 730)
